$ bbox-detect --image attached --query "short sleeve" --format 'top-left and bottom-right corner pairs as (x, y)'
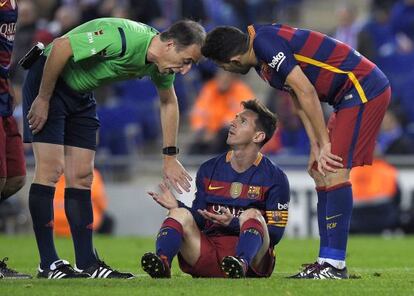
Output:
(265, 169), (290, 228)
(151, 71), (175, 90)
(253, 29), (297, 83)
(68, 27), (123, 62)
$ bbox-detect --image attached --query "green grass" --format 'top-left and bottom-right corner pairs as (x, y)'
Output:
(1, 235), (413, 296)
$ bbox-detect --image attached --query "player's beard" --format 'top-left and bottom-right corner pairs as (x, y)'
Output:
(231, 66), (250, 75)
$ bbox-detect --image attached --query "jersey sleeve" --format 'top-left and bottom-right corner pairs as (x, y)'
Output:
(68, 27), (123, 62)
(264, 169), (290, 247)
(151, 71), (175, 90)
(253, 29), (297, 85)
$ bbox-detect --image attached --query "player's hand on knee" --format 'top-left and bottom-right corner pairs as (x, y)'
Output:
(318, 143), (343, 175)
(163, 157), (192, 194)
(147, 182), (178, 209)
(27, 95), (50, 134)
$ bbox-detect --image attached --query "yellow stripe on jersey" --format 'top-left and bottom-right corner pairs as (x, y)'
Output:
(293, 54), (368, 103)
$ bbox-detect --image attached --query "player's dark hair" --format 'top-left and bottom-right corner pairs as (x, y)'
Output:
(160, 20), (206, 50)
(201, 26), (249, 62)
(242, 100), (277, 147)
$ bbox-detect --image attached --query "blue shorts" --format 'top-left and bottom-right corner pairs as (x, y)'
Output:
(22, 56), (100, 151)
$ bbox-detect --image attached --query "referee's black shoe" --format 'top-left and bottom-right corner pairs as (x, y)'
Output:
(76, 252), (135, 279)
(37, 259), (89, 279)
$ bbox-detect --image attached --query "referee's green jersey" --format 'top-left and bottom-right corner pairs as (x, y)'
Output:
(44, 18), (175, 92)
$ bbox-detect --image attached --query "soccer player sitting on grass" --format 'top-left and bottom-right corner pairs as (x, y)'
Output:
(142, 100), (290, 278)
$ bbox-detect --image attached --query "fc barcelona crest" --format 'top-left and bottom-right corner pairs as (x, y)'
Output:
(230, 182), (243, 198)
(247, 186), (261, 199)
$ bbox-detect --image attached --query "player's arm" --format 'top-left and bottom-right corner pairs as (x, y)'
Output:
(27, 37), (73, 134)
(265, 170), (291, 247)
(157, 86), (192, 194)
(286, 66), (342, 174)
(289, 90), (321, 174)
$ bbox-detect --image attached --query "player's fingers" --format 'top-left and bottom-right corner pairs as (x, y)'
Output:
(329, 154), (343, 161)
(164, 176), (183, 194)
(323, 162), (337, 173)
(326, 158), (343, 168)
(37, 119), (46, 130)
(178, 177), (191, 192)
(197, 210), (209, 220)
(147, 191), (157, 197)
(317, 161), (326, 177)
(159, 182), (168, 192)
(171, 180), (183, 194)
(29, 117), (39, 129)
(183, 170), (193, 181)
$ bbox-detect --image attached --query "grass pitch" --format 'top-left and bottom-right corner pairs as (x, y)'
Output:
(0, 235), (413, 296)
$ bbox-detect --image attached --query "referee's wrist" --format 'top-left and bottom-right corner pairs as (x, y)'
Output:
(162, 146), (179, 156)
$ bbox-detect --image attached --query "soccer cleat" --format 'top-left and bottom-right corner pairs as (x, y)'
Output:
(37, 259), (90, 279)
(220, 256), (247, 278)
(77, 252), (135, 279)
(308, 262), (349, 279)
(141, 252), (171, 278)
(0, 257), (32, 279)
(288, 261), (321, 279)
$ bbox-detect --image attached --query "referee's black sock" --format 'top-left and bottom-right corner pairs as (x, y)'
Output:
(65, 188), (96, 269)
(29, 183), (59, 269)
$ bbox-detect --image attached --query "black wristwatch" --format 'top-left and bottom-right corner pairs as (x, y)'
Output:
(162, 146), (179, 156)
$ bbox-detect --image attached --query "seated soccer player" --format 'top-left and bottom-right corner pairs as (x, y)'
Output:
(141, 99), (290, 278)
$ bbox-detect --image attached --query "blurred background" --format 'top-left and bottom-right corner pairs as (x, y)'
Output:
(3, 0), (414, 238)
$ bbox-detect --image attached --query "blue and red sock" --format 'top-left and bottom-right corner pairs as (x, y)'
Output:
(324, 182), (353, 262)
(236, 218), (264, 266)
(156, 217), (184, 266)
(316, 186), (328, 260)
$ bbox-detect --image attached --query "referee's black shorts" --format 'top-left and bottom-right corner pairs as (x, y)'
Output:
(22, 55), (100, 151)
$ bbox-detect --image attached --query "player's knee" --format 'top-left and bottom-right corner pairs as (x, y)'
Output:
(324, 169), (350, 187)
(2, 176), (26, 198)
(168, 207), (193, 227)
(239, 208), (263, 225)
(66, 169), (94, 189)
(35, 164), (64, 185)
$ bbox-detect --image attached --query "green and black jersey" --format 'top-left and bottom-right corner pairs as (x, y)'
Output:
(44, 18), (175, 92)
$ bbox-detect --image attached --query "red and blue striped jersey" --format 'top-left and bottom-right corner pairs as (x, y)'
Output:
(181, 151), (290, 247)
(0, 0), (17, 116)
(249, 24), (390, 109)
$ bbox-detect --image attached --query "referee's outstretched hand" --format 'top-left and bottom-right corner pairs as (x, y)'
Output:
(27, 95), (49, 135)
(163, 156), (192, 194)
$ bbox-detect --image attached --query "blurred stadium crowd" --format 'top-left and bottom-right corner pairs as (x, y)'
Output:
(9, 0), (414, 159)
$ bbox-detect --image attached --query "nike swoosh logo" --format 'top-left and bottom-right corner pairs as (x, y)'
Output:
(326, 214), (343, 221)
(208, 185), (224, 190)
(0, 1), (7, 7)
